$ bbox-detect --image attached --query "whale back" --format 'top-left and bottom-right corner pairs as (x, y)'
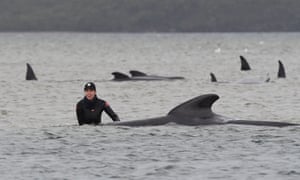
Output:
(168, 94), (219, 118)
(278, 60), (286, 78)
(112, 72), (130, 80)
(210, 73), (217, 82)
(240, 56), (251, 71)
(26, 63), (37, 80)
(129, 70), (147, 77)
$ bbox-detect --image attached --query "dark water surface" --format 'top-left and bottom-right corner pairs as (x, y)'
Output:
(0, 33), (299, 179)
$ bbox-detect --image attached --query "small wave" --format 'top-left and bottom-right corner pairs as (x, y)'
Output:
(43, 131), (64, 139)
(278, 170), (300, 175)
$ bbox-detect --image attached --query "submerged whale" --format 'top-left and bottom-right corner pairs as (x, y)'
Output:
(210, 73), (217, 82)
(209, 72), (269, 84)
(26, 63), (38, 80)
(278, 60), (286, 78)
(112, 71), (184, 81)
(129, 70), (184, 80)
(109, 94), (298, 127)
(112, 72), (165, 81)
(240, 56), (251, 71)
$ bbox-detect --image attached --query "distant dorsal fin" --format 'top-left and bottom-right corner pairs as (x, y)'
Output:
(210, 72), (217, 82)
(265, 73), (271, 83)
(129, 70), (147, 77)
(278, 60), (286, 78)
(240, 56), (251, 71)
(26, 63), (37, 80)
(168, 94), (219, 116)
(112, 72), (130, 80)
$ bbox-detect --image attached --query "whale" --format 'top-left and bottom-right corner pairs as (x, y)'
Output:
(129, 70), (184, 80)
(109, 94), (298, 127)
(209, 72), (269, 84)
(112, 72), (166, 81)
(278, 60), (286, 78)
(112, 71), (184, 81)
(210, 72), (217, 82)
(26, 63), (38, 80)
(240, 56), (251, 71)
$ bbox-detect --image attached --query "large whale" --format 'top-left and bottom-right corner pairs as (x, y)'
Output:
(109, 94), (298, 127)
(112, 71), (184, 81)
(26, 63), (38, 80)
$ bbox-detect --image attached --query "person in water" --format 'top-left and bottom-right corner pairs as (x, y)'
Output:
(76, 82), (120, 125)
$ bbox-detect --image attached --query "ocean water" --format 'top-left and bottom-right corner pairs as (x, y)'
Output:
(0, 32), (299, 179)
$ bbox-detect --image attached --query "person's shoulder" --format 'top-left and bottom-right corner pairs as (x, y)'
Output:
(96, 98), (110, 107)
(76, 98), (85, 106)
(96, 98), (106, 104)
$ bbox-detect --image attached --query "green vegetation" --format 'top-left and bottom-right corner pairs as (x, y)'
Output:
(0, 0), (299, 32)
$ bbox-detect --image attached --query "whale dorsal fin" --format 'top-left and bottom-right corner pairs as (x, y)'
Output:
(240, 56), (251, 71)
(210, 72), (217, 82)
(129, 70), (147, 77)
(26, 63), (37, 80)
(168, 94), (219, 117)
(112, 72), (130, 80)
(265, 73), (271, 82)
(278, 60), (286, 78)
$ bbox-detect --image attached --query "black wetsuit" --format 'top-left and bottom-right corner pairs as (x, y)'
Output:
(76, 96), (120, 125)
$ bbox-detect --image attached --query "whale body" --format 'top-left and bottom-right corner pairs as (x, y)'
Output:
(109, 94), (298, 127)
(129, 70), (184, 80)
(112, 71), (184, 81)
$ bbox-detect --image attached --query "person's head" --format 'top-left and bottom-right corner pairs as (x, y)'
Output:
(84, 82), (96, 100)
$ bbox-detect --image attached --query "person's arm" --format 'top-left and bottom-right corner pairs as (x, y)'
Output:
(76, 102), (85, 125)
(104, 102), (120, 122)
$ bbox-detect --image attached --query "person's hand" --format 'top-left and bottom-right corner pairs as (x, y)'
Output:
(114, 118), (120, 122)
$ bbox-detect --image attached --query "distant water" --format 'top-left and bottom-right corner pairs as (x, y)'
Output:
(0, 33), (299, 179)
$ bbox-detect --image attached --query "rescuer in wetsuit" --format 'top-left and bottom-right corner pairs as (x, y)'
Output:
(76, 82), (120, 125)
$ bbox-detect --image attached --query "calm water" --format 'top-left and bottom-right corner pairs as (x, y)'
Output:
(0, 33), (299, 179)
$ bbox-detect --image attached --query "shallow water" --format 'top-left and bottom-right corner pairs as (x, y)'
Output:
(0, 33), (299, 179)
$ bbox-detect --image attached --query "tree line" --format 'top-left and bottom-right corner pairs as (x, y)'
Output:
(0, 0), (299, 32)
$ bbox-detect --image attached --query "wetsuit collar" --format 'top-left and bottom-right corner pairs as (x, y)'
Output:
(83, 95), (99, 109)
(84, 95), (98, 102)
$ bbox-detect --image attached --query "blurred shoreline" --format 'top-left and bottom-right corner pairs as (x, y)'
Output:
(0, 0), (299, 32)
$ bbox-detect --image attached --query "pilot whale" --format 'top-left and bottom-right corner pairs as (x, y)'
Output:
(112, 72), (165, 81)
(129, 70), (184, 80)
(112, 71), (184, 81)
(240, 56), (251, 71)
(26, 63), (38, 80)
(278, 60), (286, 78)
(210, 72), (270, 84)
(210, 73), (217, 82)
(109, 94), (298, 127)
